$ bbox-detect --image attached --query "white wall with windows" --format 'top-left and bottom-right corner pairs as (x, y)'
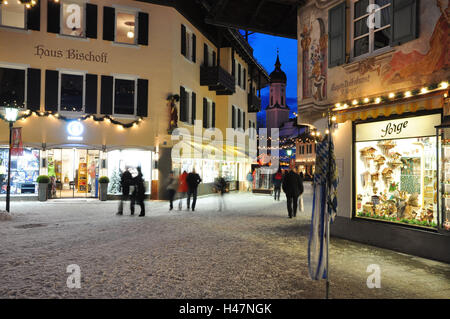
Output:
(0, 1), (25, 29)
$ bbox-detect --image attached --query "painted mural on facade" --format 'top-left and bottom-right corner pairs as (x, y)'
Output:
(300, 14), (328, 102)
(299, 0), (449, 106)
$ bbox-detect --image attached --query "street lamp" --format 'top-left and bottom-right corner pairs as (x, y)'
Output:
(4, 104), (19, 212)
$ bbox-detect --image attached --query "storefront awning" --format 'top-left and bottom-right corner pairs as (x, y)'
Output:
(334, 94), (444, 123)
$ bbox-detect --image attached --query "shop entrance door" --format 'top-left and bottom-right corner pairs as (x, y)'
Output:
(47, 148), (100, 198)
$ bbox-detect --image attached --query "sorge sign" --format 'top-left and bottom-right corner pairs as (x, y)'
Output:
(34, 44), (108, 64)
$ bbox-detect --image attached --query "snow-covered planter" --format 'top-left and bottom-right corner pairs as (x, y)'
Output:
(99, 176), (109, 201)
(36, 175), (50, 202)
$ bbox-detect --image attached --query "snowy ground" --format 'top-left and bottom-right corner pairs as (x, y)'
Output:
(0, 184), (449, 299)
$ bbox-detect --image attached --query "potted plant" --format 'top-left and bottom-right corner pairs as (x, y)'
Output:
(98, 176), (110, 201)
(36, 175), (50, 201)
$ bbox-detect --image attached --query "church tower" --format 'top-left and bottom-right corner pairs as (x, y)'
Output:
(265, 51), (290, 135)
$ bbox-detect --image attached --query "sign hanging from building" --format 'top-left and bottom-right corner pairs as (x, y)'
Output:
(355, 113), (441, 142)
(11, 127), (23, 156)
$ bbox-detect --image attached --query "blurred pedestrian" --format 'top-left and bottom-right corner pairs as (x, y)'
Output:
(131, 167), (146, 217)
(167, 171), (178, 211)
(246, 171), (253, 191)
(117, 166), (133, 215)
(282, 167), (304, 218)
(187, 169), (202, 211)
(273, 168), (283, 201)
(215, 176), (227, 211)
(177, 170), (188, 210)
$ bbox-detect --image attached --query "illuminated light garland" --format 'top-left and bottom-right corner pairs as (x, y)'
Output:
(0, 104), (143, 129)
(333, 80), (449, 111)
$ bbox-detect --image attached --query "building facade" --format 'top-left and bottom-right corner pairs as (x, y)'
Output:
(297, 0), (450, 262)
(0, 0), (268, 200)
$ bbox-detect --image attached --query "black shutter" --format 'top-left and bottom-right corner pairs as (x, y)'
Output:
(103, 7), (115, 41)
(192, 34), (196, 62)
(138, 12), (149, 46)
(137, 79), (148, 117)
(243, 69), (246, 90)
(328, 2), (346, 67)
(232, 106), (235, 129)
(100, 75), (113, 115)
(203, 44), (208, 66)
(243, 112), (245, 130)
(238, 109), (241, 129)
(27, 68), (40, 111)
(85, 74), (97, 114)
(181, 25), (186, 56)
(191, 91), (196, 124)
(179, 86), (186, 122)
(232, 55), (235, 76)
(45, 70), (58, 112)
(212, 51), (216, 66)
(212, 102), (215, 128)
(86, 4), (98, 39)
(391, 0), (418, 46)
(203, 98), (207, 128)
(27, 0), (40, 31)
(47, 1), (60, 34)
(238, 63), (241, 86)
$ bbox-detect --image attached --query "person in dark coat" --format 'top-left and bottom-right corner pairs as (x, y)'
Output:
(117, 166), (133, 215)
(186, 169), (202, 211)
(131, 167), (146, 217)
(282, 167), (304, 218)
(215, 176), (227, 211)
(273, 168), (283, 201)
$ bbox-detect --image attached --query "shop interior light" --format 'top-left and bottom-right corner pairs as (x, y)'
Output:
(352, 100), (358, 105)
(421, 87), (428, 94)
(364, 98), (369, 103)
(441, 82), (449, 89)
(3, 0), (8, 4)
(389, 93), (395, 99)
(325, 129), (330, 135)
(335, 103), (341, 108)
(316, 131), (321, 136)
(405, 91), (412, 97)
(375, 97), (381, 104)
(331, 116), (337, 122)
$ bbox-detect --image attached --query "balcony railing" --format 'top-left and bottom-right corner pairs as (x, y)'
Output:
(200, 65), (235, 95)
(247, 93), (261, 112)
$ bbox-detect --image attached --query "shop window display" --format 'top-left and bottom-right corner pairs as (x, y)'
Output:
(0, 148), (39, 195)
(437, 126), (450, 231)
(355, 137), (437, 228)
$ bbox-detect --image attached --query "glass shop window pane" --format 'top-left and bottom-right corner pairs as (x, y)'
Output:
(374, 6), (391, 30)
(1, 2), (25, 29)
(114, 79), (135, 115)
(374, 28), (390, 51)
(354, 0), (369, 19)
(354, 36), (369, 57)
(60, 73), (84, 112)
(61, 2), (84, 37)
(354, 19), (369, 38)
(116, 12), (136, 44)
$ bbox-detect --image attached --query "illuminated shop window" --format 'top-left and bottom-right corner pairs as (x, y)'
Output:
(0, 1), (25, 29)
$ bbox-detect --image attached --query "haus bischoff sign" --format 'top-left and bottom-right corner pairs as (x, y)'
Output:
(34, 45), (108, 63)
(355, 114), (441, 142)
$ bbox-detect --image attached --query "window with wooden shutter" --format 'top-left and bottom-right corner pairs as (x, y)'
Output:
(232, 106), (235, 129)
(179, 86), (186, 122)
(27, 68), (40, 111)
(181, 24), (186, 56)
(391, 0), (418, 46)
(203, 98), (208, 128)
(191, 91), (196, 124)
(137, 79), (148, 117)
(328, 2), (346, 67)
(27, 0), (40, 31)
(85, 74), (97, 114)
(86, 3), (97, 39)
(212, 102), (215, 128)
(47, 0), (60, 34)
(100, 75), (113, 115)
(138, 12), (149, 46)
(45, 70), (59, 112)
(192, 34), (196, 63)
(204, 44), (209, 67)
(103, 7), (115, 41)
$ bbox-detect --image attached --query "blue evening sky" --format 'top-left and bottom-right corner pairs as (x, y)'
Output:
(243, 32), (298, 127)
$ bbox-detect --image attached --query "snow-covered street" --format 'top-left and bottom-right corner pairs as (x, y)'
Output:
(0, 186), (449, 299)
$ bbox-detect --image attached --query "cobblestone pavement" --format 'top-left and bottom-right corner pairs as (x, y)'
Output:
(0, 185), (449, 299)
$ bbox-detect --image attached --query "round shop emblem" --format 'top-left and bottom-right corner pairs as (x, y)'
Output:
(67, 121), (84, 140)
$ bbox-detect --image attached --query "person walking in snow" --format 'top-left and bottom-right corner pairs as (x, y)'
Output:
(167, 171), (178, 211)
(177, 170), (189, 210)
(130, 167), (146, 217)
(186, 169), (202, 211)
(117, 166), (133, 215)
